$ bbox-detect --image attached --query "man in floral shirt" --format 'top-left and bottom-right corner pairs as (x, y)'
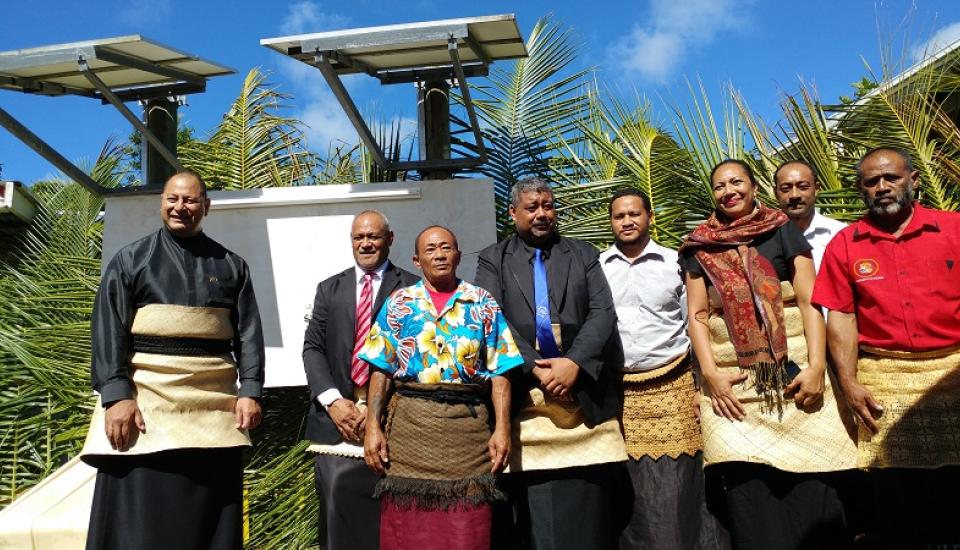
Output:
(360, 225), (523, 550)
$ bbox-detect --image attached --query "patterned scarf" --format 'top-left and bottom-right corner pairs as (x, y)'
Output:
(680, 203), (790, 412)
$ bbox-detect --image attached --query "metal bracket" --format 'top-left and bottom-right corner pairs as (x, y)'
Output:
(314, 51), (389, 168)
(78, 58), (184, 176)
(0, 105), (105, 195)
(446, 36), (487, 163)
(311, 36), (487, 174)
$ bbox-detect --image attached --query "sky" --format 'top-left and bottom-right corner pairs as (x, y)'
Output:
(2, 0), (960, 184)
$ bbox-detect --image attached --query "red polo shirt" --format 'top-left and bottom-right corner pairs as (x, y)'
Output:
(812, 203), (960, 352)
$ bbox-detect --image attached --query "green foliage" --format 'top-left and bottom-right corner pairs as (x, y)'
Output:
(471, 15), (592, 235)
(180, 68), (318, 189)
(4, 14), (960, 550)
(0, 141), (122, 506)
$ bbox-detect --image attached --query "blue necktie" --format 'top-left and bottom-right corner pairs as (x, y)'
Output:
(533, 248), (560, 358)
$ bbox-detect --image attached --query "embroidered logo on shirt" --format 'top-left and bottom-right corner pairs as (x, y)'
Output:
(208, 276), (219, 283)
(853, 259), (882, 282)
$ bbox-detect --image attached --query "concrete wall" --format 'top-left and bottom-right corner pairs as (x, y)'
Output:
(103, 179), (496, 387)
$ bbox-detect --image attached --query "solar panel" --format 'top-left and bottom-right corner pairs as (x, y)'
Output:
(261, 14), (526, 81)
(260, 14), (527, 176)
(0, 35), (234, 100)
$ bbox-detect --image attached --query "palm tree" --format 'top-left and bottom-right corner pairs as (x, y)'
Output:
(0, 142), (123, 506)
(470, 15), (593, 235)
(550, 88), (701, 248)
(180, 68), (318, 189)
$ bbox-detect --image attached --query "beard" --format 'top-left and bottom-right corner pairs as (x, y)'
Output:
(863, 184), (914, 217)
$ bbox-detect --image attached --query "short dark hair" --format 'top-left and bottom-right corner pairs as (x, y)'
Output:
(608, 187), (652, 216)
(773, 160), (819, 185)
(414, 224), (459, 255)
(855, 147), (915, 183)
(510, 177), (553, 208)
(165, 170), (208, 198)
(710, 159), (758, 187)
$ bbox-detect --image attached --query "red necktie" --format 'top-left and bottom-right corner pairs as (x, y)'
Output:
(351, 272), (374, 386)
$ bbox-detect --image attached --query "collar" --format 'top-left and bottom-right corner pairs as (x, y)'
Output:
(852, 202), (940, 241)
(600, 240), (666, 264)
(408, 279), (480, 316)
(355, 260), (390, 285)
(514, 233), (560, 260)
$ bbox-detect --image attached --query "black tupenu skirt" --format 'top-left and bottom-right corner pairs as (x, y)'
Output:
(85, 447), (243, 550)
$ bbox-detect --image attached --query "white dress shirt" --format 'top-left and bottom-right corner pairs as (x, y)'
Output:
(803, 210), (846, 273)
(600, 240), (689, 371)
(316, 260), (390, 408)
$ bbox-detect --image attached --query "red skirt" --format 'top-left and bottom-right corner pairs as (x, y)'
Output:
(379, 495), (492, 550)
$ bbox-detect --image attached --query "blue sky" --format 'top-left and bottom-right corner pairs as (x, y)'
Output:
(2, 0), (960, 184)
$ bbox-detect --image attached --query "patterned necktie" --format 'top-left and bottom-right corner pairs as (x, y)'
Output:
(533, 249), (560, 358)
(351, 272), (374, 386)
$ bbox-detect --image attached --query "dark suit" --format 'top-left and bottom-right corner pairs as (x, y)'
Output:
(303, 262), (418, 550)
(475, 234), (624, 550)
(474, 234), (620, 424)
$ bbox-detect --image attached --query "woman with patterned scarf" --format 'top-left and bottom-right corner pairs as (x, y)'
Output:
(679, 160), (858, 549)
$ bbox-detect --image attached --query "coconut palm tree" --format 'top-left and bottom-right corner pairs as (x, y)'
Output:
(179, 68), (318, 189)
(470, 15), (593, 235)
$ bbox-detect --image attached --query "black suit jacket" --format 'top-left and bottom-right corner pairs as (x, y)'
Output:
(303, 262), (419, 443)
(474, 234), (621, 426)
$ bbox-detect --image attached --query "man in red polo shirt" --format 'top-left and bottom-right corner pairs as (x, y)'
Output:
(813, 147), (960, 547)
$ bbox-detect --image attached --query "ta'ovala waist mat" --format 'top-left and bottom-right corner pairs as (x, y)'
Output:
(81, 304), (250, 464)
(700, 282), (858, 473)
(509, 382), (627, 473)
(857, 345), (960, 470)
(621, 353), (702, 461)
(376, 382), (503, 510)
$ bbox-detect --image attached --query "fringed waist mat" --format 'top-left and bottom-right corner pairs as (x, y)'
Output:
(856, 346), (960, 470)
(621, 352), (702, 460)
(375, 382), (503, 510)
(81, 304), (250, 464)
(700, 282), (858, 473)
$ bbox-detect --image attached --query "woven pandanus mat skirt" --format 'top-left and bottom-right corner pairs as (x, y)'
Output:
(81, 304), (250, 463)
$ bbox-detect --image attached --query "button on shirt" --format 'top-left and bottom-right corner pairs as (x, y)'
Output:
(316, 260), (390, 408)
(812, 204), (960, 352)
(803, 210), (847, 273)
(600, 241), (689, 371)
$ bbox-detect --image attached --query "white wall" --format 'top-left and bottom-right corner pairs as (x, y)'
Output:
(103, 179), (497, 387)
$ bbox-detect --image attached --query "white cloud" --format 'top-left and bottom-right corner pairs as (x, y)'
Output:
(275, 2), (358, 152)
(280, 1), (349, 35)
(118, 0), (171, 25)
(609, 0), (751, 82)
(911, 21), (960, 63)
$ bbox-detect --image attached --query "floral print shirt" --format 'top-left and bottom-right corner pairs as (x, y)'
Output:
(359, 279), (523, 383)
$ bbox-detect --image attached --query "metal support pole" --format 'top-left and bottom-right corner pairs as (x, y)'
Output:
(142, 98), (179, 187)
(78, 59), (184, 175)
(313, 52), (388, 168)
(418, 80), (451, 180)
(0, 106), (104, 195)
(447, 37), (487, 162)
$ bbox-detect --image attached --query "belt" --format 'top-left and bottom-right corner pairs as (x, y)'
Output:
(132, 334), (233, 356)
(396, 385), (488, 417)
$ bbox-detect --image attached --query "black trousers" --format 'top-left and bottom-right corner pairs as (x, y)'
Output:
(619, 452), (731, 550)
(712, 462), (852, 550)
(313, 453), (381, 550)
(496, 463), (626, 550)
(85, 447), (243, 550)
(869, 466), (960, 549)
